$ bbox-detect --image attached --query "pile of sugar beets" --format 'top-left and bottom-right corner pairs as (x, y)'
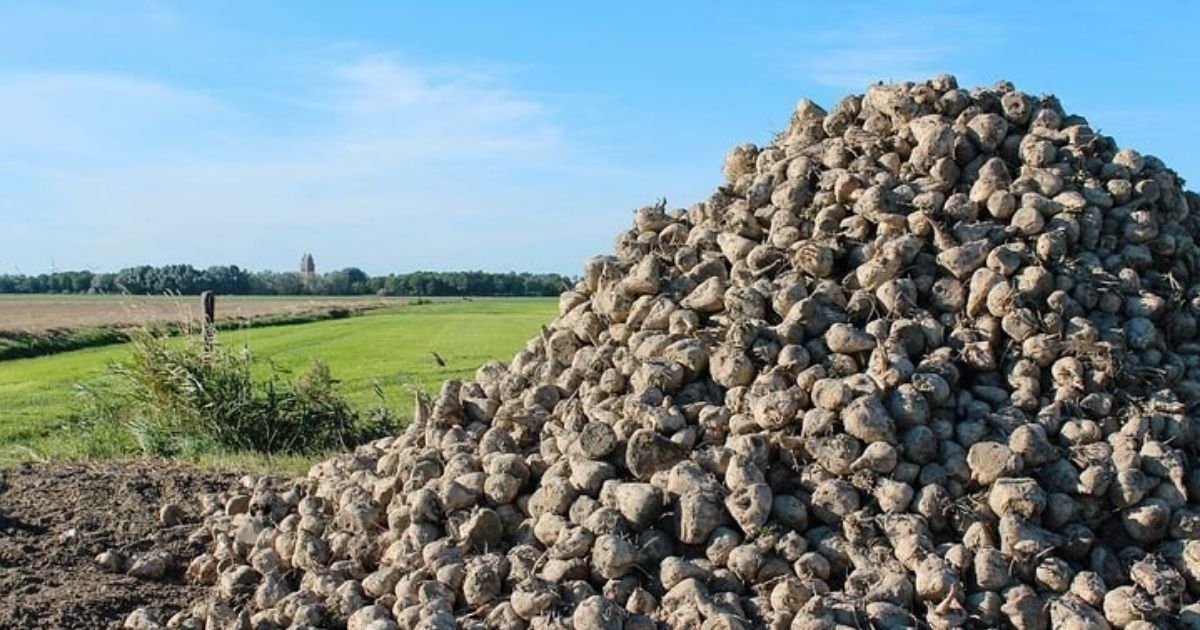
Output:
(171, 76), (1200, 630)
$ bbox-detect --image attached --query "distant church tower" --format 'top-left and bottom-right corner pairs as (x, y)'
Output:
(300, 253), (316, 286)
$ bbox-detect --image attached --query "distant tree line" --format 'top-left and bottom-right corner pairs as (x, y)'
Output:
(0, 265), (572, 297)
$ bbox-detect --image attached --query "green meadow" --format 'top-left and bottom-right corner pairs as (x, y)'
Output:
(0, 298), (557, 471)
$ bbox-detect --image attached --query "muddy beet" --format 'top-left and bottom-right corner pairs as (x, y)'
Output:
(174, 76), (1200, 630)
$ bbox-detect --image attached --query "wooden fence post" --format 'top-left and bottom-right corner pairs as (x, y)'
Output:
(201, 291), (215, 354)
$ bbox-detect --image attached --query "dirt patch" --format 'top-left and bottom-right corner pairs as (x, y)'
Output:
(0, 295), (405, 335)
(0, 461), (239, 629)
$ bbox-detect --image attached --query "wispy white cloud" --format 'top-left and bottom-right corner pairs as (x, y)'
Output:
(0, 72), (233, 164)
(321, 54), (567, 162)
(140, 0), (182, 27)
(790, 15), (1001, 90)
(0, 54), (629, 273)
(801, 45), (953, 90)
(0, 55), (569, 169)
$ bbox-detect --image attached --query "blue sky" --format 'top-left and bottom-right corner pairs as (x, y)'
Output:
(2, 1), (1198, 275)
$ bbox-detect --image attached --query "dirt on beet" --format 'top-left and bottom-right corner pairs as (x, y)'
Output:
(0, 461), (239, 629)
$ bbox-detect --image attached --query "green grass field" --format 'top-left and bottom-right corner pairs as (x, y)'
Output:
(0, 298), (556, 471)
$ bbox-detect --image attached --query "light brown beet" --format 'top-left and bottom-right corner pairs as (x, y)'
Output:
(174, 76), (1200, 629)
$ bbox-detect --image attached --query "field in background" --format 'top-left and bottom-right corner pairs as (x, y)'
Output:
(0, 298), (557, 470)
(0, 294), (409, 334)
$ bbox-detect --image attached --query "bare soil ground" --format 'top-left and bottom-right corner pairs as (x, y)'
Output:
(0, 295), (406, 334)
(0, 461), (237, 628)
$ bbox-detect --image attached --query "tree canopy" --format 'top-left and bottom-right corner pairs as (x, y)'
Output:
(0, 266), (570, 297)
